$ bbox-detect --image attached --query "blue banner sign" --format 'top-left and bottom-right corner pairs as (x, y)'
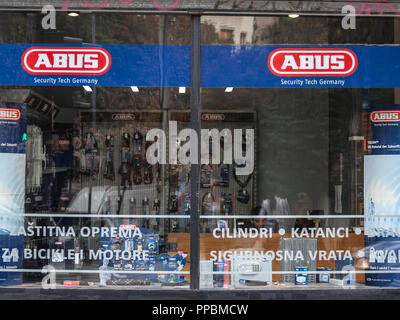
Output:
(2, 44), (400, 88)
(1, 44), (190, 87)
(201, 45), (400, 88)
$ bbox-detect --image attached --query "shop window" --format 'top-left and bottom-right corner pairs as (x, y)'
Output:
(219, 28), (234, 43)
(0, 12), (192, 289)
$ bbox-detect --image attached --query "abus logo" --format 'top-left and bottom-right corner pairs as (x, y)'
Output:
(119, 224), (137, 230)
(202, 113), (226, 121)
(112, 113), (136, 121)
(268, 48), (357, 76)
(0, 108), (20, 121)
(370, 111), (400, 123)
(21, 47), (111, 75)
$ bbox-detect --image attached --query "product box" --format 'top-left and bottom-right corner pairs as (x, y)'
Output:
(147, 255), (157, 271)
(213, 260), (229, 288)
(0, 232), (23, 286)
(145, 236), (158, 253)
(295, 267), (309, 285)
(316, 267), (331, 283)
(98, 228), (159, 282)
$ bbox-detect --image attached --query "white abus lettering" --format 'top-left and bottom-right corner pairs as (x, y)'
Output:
(34, 53), (99, 69)
(281, 55), (345, 70)
(22, 47), (111, 75)
(371, 111), (400, 123)
(268, 49), (357, 76)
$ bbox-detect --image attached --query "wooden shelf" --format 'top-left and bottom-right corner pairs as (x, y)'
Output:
(167, 233), (366, 283)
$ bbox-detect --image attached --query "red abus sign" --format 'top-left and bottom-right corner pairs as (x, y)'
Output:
(268, 48), (358, 76)
(0, 108), (20, 121)
(21, 47), (111, 75)
(370, 110), (400, 123)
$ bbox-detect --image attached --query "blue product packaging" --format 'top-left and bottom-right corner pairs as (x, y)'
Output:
(200, 165), (212, 188)
(145, 236), (158, 253)
(134, 260), (147, 271)
(364, 237), (400, 287)
(98, 228), (159, 282)
(295, 267), (309, 285)
(157, 252), (187, 284)
(316, 267), (324, 283)
(213, 260), (228, 288)
(316, 267), (331, 283)
(147, 255), (157, 271)
(0, 230), (23, 285)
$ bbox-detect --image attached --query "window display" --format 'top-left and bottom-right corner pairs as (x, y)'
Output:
(196, 15), (400, 290)
(0, 8), (400, 297)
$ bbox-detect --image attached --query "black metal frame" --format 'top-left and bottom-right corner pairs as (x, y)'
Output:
(1, 287), (400, 300)
(189, 13), (201, 290)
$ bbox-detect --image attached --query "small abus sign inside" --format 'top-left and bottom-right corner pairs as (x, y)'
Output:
(370, 111), (400, 123)
(268, 48), (357, 76)
(0, 108), (20, 121)
(21, 47), (111, 75)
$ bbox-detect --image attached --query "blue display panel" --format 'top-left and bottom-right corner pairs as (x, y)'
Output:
(0, 103), (26, 286)
(364, 105), (400, 287)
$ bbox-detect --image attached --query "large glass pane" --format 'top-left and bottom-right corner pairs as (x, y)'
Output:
(198, 15), (400, 289)
(0, 12), (192, 290)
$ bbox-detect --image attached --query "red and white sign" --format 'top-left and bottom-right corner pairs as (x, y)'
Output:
(63, 281), (80, 286)
(370, 111), (400, 123)
(268, 48), (357, 76)
(119, 224), (137, 230)
(0, 108), (20, 121)
(21, 47), (111, 75)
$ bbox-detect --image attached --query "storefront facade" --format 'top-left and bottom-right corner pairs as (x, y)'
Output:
(0, 0), (400, 299)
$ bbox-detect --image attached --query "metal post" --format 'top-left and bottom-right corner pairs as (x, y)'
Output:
(88, 13), (96, 215)
(190, 14), (201, 290)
